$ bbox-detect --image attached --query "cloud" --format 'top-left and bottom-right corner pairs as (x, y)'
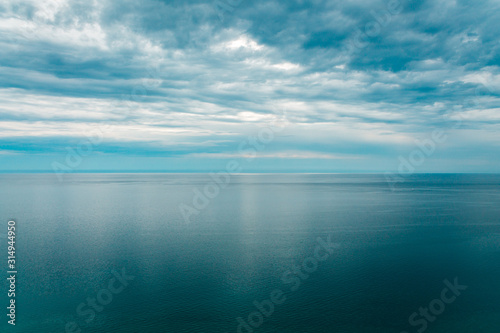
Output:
(0, 0), (499, 172)
(188, 151), (365, 160)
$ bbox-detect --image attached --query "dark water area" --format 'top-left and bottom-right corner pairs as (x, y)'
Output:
(0, 173), (499, 332)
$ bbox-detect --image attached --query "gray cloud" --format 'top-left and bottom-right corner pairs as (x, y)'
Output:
(0, 0), (499, 172)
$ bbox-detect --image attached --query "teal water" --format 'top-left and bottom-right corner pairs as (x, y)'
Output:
(1, 174), (499, 332)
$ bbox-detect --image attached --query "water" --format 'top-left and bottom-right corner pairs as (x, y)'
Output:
(0, 173), (499, 332)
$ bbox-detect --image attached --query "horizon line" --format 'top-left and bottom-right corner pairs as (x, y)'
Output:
(0, 171), (499, 175)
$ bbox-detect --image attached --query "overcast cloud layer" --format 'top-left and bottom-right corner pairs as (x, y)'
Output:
(1, 0), (499, 173)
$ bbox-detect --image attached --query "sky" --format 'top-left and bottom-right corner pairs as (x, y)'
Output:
(0, 0), (499, 173)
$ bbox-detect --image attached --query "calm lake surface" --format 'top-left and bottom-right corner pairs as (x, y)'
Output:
(1, 173), (499, 332)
